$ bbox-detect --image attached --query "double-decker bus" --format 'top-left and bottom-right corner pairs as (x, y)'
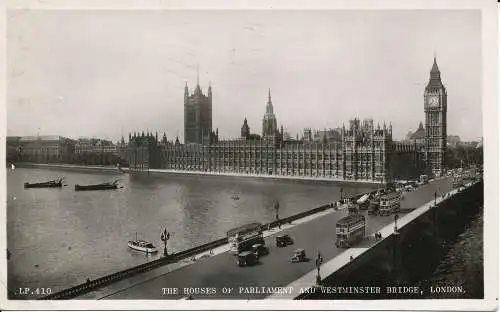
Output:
(227, 222), (265, 254)
(335, 203), (366, 248)
(378, 192), (401, 216)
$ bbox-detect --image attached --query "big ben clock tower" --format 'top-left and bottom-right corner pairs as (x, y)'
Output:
(424, 56), (447, 176)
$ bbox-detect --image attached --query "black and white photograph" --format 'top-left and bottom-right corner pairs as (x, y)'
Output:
(1, 0), (497, 311)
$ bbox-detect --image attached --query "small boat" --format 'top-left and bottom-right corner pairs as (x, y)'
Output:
(128, 233), (158, 253)
(74, 180), (119, 191)
(24, 178), (64, 189)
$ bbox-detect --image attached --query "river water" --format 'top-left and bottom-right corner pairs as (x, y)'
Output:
(7, 167), (375, 294)
(420, 210), (483, 298)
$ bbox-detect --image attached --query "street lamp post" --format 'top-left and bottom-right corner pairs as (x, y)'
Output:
(315, 251), (323, 285)
(161, 227), (170, 257)
(274, 201), (280, 229)
(394, 214), (399, 234)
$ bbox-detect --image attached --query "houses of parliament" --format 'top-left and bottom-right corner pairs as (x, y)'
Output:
(128, 58), (448, 183)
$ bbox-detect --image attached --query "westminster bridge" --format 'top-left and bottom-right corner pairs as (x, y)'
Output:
(40, 173), (482, 300)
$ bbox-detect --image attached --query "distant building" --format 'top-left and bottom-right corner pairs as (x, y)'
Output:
(15, 135), (76, 163)
(409, 122), (425, 144)
(6, 136), (22, 162)
(75, 138), (116, 154)
(476, 137), (483, 149)
(447, 135), (461, 147)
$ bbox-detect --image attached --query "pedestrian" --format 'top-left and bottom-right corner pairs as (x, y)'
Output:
(350, 255), (354, 261)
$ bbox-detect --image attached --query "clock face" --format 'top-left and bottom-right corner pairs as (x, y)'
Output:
(428, 96), (439, 107)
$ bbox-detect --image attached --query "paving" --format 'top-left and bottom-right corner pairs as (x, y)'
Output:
(85, 177), (452, 300)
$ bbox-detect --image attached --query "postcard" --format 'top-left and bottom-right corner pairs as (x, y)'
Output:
(1, 0), (497, 311)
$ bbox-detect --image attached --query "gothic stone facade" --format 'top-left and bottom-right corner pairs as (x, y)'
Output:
(128, 118), (393, 183)
(129, 57), (449, 182)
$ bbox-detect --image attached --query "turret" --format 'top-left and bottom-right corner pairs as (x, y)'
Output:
(208, 81), (212, 100)
(241, 118), (250, 140)
(266, 88), (273, 114)
(184, 82), (189, 100)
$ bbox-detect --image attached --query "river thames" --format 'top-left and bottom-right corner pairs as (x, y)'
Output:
(7, 167), (375, 294)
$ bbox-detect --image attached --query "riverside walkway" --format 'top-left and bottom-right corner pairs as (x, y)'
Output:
(77, 177), (452, 300)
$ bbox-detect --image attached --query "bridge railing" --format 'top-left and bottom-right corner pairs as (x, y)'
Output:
(40, 237), (230, 300)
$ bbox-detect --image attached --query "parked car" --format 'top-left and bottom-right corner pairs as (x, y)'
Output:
(276, 234), (293, 247)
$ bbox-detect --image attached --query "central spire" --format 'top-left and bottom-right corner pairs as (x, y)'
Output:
(266, 89), (274, 114)
(431, 54), (440, 73)
(197, 63), (200, 86)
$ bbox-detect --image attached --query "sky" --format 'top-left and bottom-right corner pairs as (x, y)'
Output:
(7, 9), (482, 142)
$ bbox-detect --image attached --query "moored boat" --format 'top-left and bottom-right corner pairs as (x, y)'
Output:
(74, 180), (119, 191)
(24, 178), (64, 189)
(128, 234), (158, 253)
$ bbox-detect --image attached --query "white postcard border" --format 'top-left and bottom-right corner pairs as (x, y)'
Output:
(0, 0), (497, 311)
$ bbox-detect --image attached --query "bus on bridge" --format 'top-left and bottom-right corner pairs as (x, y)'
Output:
(335, 203), (366, 248)
(227, 222), (265, 254)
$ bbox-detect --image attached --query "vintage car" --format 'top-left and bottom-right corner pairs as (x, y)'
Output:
(236, 251), (259, 267)
(276, 234), (293, 247)
(291, 249), (306, 263)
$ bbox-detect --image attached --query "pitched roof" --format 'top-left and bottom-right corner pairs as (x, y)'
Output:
(426, 57), (445, 90)
(410, 122), (425, 140)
